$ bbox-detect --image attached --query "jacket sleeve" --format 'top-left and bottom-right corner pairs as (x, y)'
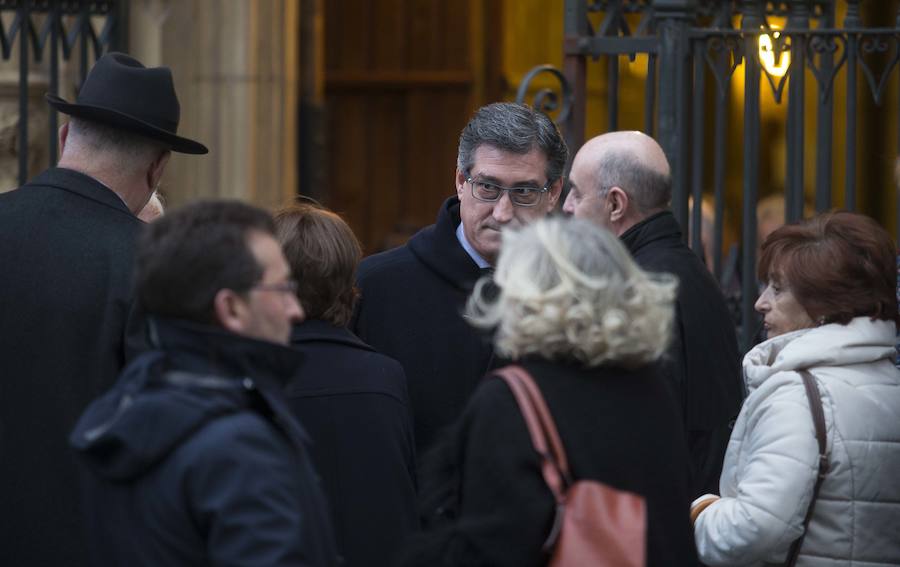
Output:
(185, 413), (316, 567)
(693, 379), (820, 566)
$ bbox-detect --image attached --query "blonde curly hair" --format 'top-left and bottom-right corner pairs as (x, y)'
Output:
(466, 217), (677, 368)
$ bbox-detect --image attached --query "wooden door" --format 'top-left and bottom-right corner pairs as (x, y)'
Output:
(313, 0), (500, 254)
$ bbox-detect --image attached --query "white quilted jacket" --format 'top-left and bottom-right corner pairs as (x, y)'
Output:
(694, 317), (900, 567)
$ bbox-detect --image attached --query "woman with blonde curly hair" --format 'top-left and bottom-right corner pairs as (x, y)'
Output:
(400, 217), (698, 567)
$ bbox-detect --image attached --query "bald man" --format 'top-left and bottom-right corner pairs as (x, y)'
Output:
(564, 131), (744, 498)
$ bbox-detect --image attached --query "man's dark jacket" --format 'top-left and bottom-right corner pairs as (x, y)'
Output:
(352, 197), (494, 454)
(69, 319), (340, 567)
(288, 320), (418, 567)
(621, 211), (744, 496)
(0, 168), (143, 565)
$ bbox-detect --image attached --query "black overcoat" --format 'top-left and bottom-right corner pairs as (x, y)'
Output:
(351, 197), (495, 455)
(400, 358), (698, 567)
(287, 320), (418, 567)
(0, 168), (143, 565)
(620, 211), (745, 497)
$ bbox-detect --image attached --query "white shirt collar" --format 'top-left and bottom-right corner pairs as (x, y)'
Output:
(455, 222), (491, 269)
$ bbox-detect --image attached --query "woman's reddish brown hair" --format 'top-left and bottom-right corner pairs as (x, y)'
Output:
(757, 210), (899, 326)
(274, 203), (362, 327)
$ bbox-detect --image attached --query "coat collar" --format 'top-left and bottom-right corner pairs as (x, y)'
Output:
(28, 167), (134, 216)
(743, 317), (898, 392)
(290, 319), (375, 352)
(407, 196), (483, 292)
(620, 210), (681, 256)
(149, 317), (304, 388)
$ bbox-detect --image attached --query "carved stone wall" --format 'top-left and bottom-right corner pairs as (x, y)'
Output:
(130, 0), (299, 210)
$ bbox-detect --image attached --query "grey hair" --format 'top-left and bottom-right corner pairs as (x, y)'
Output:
(457, 102), (568, 183)
(466, 217), (677, 368)
(594, 150), (671, 214)
(67, 118), (167, 171)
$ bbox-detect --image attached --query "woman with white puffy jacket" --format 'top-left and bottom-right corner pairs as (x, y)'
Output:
(692, 211), (900, 567)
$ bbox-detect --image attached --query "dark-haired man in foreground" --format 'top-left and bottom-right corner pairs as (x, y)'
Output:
(70, 201), (339, 566)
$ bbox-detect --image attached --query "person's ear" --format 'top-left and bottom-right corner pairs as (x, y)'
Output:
(547, 178), (564, 208)
(213, 289), (249, 334)
(58, 122), (70, 156)
(147, 150), (172, 191)
(455, 168), (467, 200)
(607, 186), (630, 223)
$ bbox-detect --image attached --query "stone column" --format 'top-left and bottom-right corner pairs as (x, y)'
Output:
(0, 68), (49, 193)
(130, 0), (300, 210)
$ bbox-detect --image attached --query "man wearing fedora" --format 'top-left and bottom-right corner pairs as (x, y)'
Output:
(0, 52), (206, 566)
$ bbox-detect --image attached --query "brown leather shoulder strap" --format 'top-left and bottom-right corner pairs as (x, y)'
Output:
(493, 365), (567, 501)
(784, 369), (829, 567)
(511, 366), (571, 478)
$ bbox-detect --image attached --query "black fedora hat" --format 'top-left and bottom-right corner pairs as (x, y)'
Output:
(46, 52), (208, 155)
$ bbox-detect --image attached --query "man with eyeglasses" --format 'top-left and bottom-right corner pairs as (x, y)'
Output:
(352, 102), (567, 456)
(69, 201), (340, 566)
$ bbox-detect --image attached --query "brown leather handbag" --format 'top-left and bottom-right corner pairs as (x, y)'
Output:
(494, 365), (647, 567)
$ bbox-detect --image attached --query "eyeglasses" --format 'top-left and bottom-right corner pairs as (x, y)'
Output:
(251, 280), (299, 294)
(465, 174), (551, 207)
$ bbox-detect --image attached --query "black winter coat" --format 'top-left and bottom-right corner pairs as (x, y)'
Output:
(287, 320), (418, 567)
(69, 319), (340, 567)
(0, 168), (144, 566)
(352, 197), (495, 455)
(620, 211), (744, 496)
(400, 358), (698, 567)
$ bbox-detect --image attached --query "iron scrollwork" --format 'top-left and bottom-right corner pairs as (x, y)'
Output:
(807, 35), (848, 103)
(0, 1), (119, 63)
(704, 34), (744, 101)
(858, 33), (900, 106)
(515, 64), (574, 125)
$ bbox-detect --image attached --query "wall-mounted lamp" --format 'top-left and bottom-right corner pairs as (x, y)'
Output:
(759, 29), (790, 77)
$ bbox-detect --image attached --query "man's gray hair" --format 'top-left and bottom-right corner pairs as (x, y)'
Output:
(68, 118), (167, 167)
(594, 150), (671, 214)
(457, 102), (568, 183)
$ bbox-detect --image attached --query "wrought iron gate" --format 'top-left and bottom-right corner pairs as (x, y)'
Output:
(517, 0), (900, 351)
(1, 0), (126, 187)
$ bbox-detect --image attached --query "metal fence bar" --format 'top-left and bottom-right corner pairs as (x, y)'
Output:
(608, 55), (619, 131)
(786, 4), (809, 223)
(18, 1), (30, 187)
(691, 40), (705, 257)
(79, 2), (89, 86)
(844, 0), (861, 211)
(814, 4), (836, 213)
(712, 45), (730, 281)
(740, 1), (763, 352)
(48, 1), (60, 167)
(644, 53), (657, 136)
(655, 0), (693, 233)
(3, 1), (123, 185)
(563, 0), (588, 157)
